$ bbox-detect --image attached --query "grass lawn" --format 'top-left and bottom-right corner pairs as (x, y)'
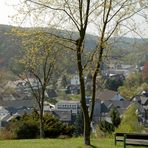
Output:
(0, 137), (146, 148)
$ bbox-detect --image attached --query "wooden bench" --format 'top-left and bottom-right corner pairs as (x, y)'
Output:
(115, 133), (148, 148)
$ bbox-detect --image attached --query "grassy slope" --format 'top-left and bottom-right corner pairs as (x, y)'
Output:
(0, 138), (145, 148)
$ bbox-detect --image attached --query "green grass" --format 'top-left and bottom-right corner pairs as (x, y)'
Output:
(0, 138), (146, 148)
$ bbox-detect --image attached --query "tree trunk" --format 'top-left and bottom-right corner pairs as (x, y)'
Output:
(83, 111), (91, 145)
(76, 41), (91, 145)
(39, 112), (44, 138)
(39, 101), (44, 138)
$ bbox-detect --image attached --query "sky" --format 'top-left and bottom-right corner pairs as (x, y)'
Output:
(0, 0), (16, 25)
(0, 0), (148, 38)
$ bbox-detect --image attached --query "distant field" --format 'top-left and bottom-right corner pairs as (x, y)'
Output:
(0, 138), (145, 148)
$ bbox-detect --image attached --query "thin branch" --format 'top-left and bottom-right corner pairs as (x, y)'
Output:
(107, 0), (128, 23)
(83, 46), (98, 70)
(26, 0), (80, 31)
(46, 32), (76, 44)
(105, 21), (119, 41)
(84, 0), (90, 31)
(79, 0), (83, 29)
(103, 0), (107, 23)
(64, 0), (80, 26)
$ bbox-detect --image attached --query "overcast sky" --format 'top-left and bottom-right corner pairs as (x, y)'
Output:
(0, 0), (148, 38)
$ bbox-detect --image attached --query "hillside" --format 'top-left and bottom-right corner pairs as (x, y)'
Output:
(0, 25), (21, 68)
(0, 24), (148, 71)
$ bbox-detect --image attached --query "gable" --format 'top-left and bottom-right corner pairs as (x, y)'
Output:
(96, 89), (124, 101)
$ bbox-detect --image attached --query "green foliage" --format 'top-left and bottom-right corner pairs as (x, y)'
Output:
(16, 122), (39, 139)
(6, 110), (39, 139)
(46, 98), (57, 104)
(98, 108), (121, 135)
(4, 111), (75, 139)
(60, 75), (68, 88)
(110, 107), (121, 128)
(99, 120), (114, 134)
(118, 71), (145, 99)
(43, 113), (64, 138)
(116, 103), (142, 133)
(3, 87), (16, 95)
(74, 111), (84, 136)
(105, 77), (124, 91)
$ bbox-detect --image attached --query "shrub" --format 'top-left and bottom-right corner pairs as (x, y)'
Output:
(110, 107), (121, 128)
(99, 120), (114, 134)
(3, 111), (75, 139)
(0, 128), (15, 140)
(16, 122), (39, 139)
(116, 103), (143, 133)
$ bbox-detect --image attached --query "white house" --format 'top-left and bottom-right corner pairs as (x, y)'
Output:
(71, 75), (80, 85)
(55, 100), (81, 114)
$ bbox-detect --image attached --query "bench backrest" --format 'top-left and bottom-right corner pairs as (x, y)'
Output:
(125, 133), (148, 140)
(115, 133), (125, 136)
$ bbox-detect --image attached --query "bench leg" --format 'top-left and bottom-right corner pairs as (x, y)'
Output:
(124, 134), (126, 148)
(114, 134), (117, 145)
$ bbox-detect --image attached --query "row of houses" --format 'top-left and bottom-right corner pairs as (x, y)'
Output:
(0, 89), (148, 128)
(0, 74), (147, 126)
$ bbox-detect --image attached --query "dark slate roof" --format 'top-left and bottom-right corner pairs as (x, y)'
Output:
(140, 96), (148, 105)
(1, 114), (12, 122)
(46, 89), (58, 98)
(51, 110), (72, 122)
(133, 95), (148, 105)
(0, 93), (32, 101)
(101, 100), (131, 114)
(0, 99), (38, 108)
(16, 108), (34, 116)
(133, 95), (141, 103)
(96, 89), (118, 100)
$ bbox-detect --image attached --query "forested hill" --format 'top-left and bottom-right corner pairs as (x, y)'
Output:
(0, 25), (21, 68)
(0, 24), (148, 70)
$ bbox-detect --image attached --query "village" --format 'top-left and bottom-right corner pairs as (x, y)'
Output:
(0, 63), (147, 129)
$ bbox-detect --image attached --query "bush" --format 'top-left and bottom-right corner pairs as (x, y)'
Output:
(99, 120), (114, 134)
(16, 122), (39, 139)
(110, 107), (121, 128)
(3, 111), (75, 139)
(44, 113), (75, 138)
(0, 128), (15, 140)
(116, 103), (143, 133)
(62, 124), (75, 137)
(73, 111), (83, 136)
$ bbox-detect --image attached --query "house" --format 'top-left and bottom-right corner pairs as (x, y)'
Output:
(141, 90), (148, 97)
(133, 95), (148, 107)
(132, 94), (148, 124)
(93, 89), (125, 123)
(71, 75), (80, 85)
(0, 108), (35, 128)
(55, 100), (81, 114)
(65, 84), (80, 94)
(5, 79), (41, 95)
(51, 110), (74, 124)
(43, 101), (55, 112)
(0, 92), (32, 101)
(96, 89), (124, 101)
(129, 101), (146, 124)
(102, 64), (136, 77)
(93, 100), (130, 123)
(0, 99), (38, 109)
(0, 106), (9, 120)
(46, 89), (58, 98)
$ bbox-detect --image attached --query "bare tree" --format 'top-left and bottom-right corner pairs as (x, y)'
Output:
(13, 0), (147, 145)
(14, 29), (58, 138)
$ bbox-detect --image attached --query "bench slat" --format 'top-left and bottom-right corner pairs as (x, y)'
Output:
(115, 133), (148, 147)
